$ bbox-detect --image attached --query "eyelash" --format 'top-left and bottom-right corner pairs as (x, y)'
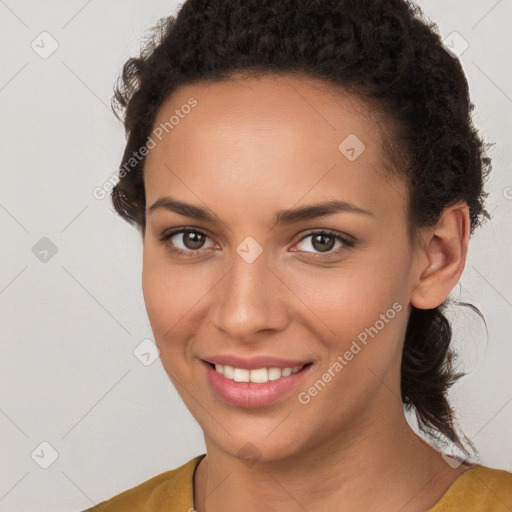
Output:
(158, 227), (357, 260)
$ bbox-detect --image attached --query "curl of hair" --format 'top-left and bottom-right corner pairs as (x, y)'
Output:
(110, 0), (492, 455)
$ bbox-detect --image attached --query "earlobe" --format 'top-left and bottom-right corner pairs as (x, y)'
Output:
(410, 202), (470, 310)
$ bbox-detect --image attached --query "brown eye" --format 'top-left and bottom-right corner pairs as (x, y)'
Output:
(311, 234), (336, 252)
(293, 230), (356, 258)
(159, 228), (216, 255)
(180, 231), (207, 250)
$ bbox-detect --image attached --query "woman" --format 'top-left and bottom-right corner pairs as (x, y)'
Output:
(84, 0), (512, 510)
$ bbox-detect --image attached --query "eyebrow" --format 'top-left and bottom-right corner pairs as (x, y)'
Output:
(147, 196), (374, 225)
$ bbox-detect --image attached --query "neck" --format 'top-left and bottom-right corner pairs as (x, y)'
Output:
(193, 400), (466, 512)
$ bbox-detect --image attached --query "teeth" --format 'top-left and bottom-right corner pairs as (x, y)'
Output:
(268, 368), (282, 381)
(281, 367), (292, 377)
(214, 364), (304, 383)
(223, 365), (233, 379)
(248, 368), (268, 383)
(233, 368), (250, 382)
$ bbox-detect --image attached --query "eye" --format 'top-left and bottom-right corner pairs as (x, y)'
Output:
(158, 227), (356, 259)
(291, 229), (356, 258)
(159, 228), (216, 256)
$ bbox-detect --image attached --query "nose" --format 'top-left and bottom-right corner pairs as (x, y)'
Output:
(211, 248), (290, 343)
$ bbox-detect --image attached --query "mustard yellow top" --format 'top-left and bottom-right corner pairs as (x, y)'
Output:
(82, 454), (512, 512)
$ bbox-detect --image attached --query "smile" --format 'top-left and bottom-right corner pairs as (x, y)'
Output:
(202, 360), (314, 409)
(212, 363), (307, 383)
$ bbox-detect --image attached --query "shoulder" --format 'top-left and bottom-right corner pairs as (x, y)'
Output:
(430, 464), (512, 512)
(80, 454), (206, 512)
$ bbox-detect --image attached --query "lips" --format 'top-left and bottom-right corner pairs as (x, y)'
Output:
(201, 356), (314, 409)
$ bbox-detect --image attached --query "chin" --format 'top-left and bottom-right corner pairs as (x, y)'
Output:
(207, 428), (310, 466)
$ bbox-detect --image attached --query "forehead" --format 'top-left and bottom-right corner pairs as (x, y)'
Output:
(151, 73), (383, 145)
(144, 74), (407, 224)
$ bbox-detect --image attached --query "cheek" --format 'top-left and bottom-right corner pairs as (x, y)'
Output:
(141, 260), (197, 381)
(141, 247), (219, 348)
(286, 253), (410, 368)
(284, 260), (401, 335)
(294, 270), (408, 411)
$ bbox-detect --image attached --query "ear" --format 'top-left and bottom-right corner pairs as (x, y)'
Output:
(410, 201), (471, 310)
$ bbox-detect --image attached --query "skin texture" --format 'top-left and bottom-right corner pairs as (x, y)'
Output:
(142, 74), (471, 512)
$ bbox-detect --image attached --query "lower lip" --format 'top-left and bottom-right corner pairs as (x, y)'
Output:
(203, 361), (313, 409)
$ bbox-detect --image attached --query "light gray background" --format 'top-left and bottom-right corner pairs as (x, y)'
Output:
(1, 1), (511, 511)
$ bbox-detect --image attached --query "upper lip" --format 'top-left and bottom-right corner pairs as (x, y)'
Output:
(201, 354), (312, 370)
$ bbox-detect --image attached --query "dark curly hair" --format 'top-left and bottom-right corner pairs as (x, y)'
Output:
(110, 0), (491, 455)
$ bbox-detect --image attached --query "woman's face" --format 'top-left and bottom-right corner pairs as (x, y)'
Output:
(142, 74), (423, 462)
